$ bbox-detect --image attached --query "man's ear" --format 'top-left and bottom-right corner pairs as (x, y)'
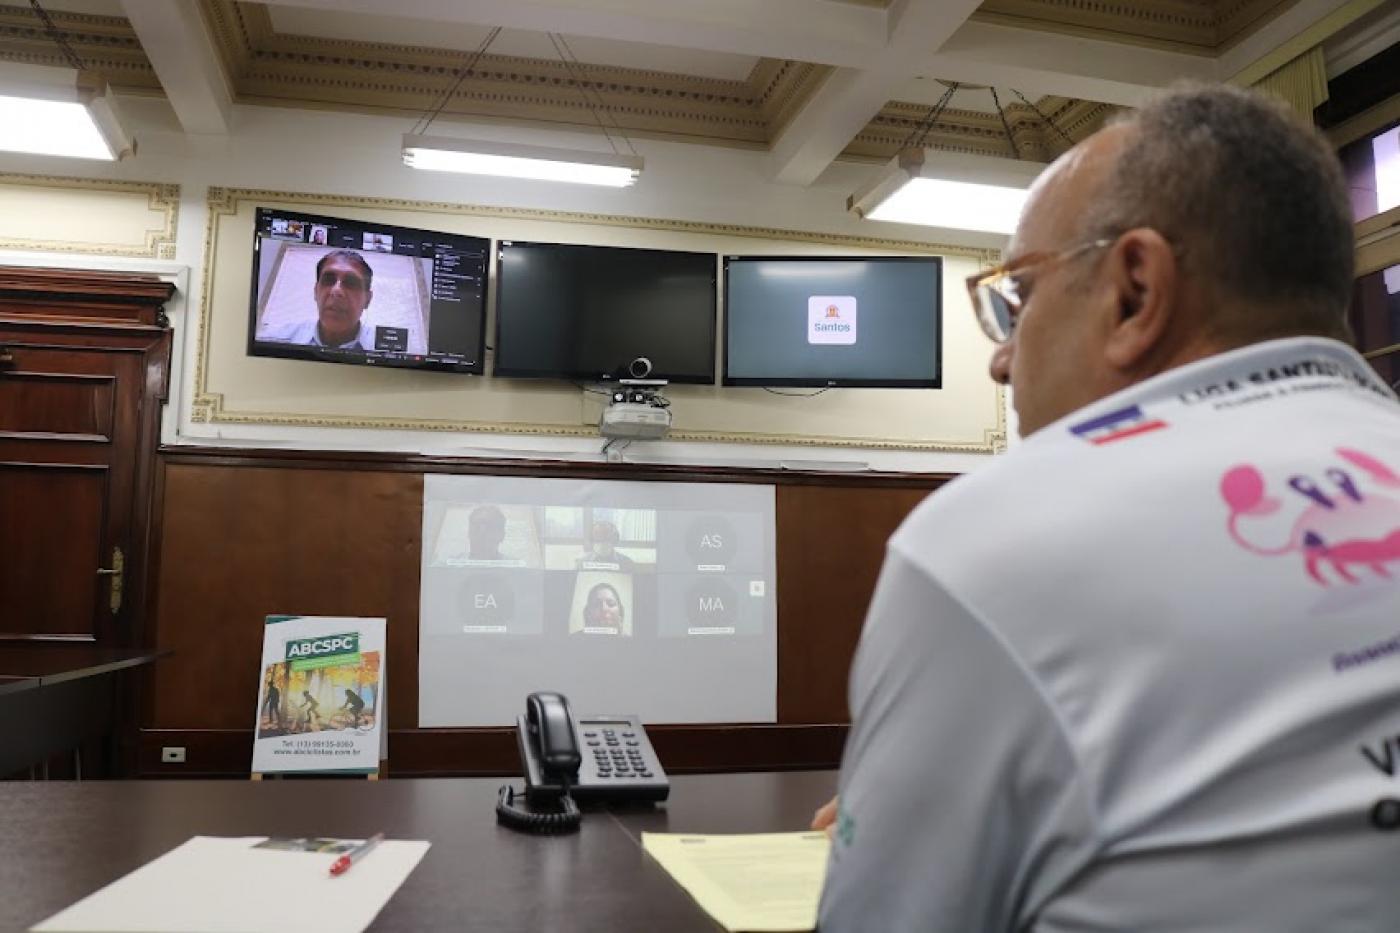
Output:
(363, 288), (373, 309)
(1102, 228), (1176, 371)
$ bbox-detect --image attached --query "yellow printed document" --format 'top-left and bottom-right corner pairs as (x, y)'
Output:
(641, 832), (830, 932)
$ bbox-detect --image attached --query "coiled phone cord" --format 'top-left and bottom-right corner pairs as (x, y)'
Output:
(495, 781), (583, 834)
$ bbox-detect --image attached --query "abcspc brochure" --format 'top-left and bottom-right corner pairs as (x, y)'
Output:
(252, 615), (386, 775)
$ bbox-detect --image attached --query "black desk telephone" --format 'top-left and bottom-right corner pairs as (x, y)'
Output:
(496, 691), (669, 834)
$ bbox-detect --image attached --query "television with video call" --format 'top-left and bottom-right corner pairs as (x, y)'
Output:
(723, 255), (942, 388)
(492, 240), (717, 384)
(248, 207), (490, 374)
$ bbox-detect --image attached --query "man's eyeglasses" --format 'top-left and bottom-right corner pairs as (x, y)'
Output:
(318, 270), (367, 291)
(965, 238), (1113, 343)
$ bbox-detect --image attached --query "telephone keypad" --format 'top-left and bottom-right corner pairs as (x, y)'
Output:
(570, 715), (668, 800)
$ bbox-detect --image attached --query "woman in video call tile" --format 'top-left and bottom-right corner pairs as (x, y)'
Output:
(575, 520), (636, 571)
(581, 581), (625, 634)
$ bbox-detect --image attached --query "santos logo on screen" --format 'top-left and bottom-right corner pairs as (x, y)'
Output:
(807, 295), (857, 345)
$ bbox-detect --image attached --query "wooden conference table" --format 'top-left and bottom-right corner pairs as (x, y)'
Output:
(0, 771), (839, 932)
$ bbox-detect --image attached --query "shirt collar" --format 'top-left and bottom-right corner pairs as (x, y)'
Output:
(1032, 337), (1396, 446)
(314, 322), (363, 349)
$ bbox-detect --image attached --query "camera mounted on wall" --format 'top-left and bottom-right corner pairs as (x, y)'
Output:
(599, 357), (672, 441)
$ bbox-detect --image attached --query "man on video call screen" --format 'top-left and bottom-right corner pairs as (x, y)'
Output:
(260, 249), (377, 351)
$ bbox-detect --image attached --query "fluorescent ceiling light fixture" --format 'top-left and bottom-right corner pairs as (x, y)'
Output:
(0, 63), (133, 161)
(848, 149), (1044, 235)
(403, 134), (642, 187)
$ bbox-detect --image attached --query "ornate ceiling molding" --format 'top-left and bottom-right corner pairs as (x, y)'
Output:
(205, 1), (774, 144)
(849, 97), (1114, 163)
(752, 58), (835, 139)
(1213, 0), (1298, 46)
(0, 4), (157, 90)
(0, 1), (1106, 163)
(973, 0), (1292, 51)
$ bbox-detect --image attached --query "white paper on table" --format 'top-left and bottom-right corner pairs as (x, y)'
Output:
(32, 836), (430, 933)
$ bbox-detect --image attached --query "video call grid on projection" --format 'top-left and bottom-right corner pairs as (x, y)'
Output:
(418, 475), (777, 727)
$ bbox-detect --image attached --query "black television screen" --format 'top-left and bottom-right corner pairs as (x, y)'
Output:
(493, 241), (717, 384)
(723, 256), (942, 388)
(248, 207), (489, 374)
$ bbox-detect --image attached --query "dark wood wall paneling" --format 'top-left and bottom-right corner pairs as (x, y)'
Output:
(141, 449), (947, 777)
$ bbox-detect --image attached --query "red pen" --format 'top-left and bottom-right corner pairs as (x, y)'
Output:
(329, 833), (384, 876)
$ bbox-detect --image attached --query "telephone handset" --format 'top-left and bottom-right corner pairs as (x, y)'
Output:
(520, 691), (582, 798)
(496, 691), (670, 835)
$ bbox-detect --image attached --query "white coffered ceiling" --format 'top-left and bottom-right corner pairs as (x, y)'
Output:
(0, 0), (1375, 184)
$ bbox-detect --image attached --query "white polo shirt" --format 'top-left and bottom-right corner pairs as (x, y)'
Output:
(820, 337), (1400, 932)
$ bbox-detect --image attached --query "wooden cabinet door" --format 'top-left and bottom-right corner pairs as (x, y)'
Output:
(0, 269), (172, 645)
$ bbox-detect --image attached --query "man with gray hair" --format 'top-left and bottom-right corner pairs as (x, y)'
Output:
(263, 249), (377, 351)
(817, 84), (1400, 931)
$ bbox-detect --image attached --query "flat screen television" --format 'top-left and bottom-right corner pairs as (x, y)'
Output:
(493, 241), (717, 384)
(723, 255), (942, 388)
(247, 207), (490, 374)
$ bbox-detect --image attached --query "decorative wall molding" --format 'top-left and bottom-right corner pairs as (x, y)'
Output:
(203, 185), (1001, 259)
(0, 173), (179, 260)
(195, 186), (1003, 452)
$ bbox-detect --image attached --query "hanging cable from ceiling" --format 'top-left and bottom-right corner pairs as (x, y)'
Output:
(400, 27), (642, 187)
(27, 0), (86, 71)
(407, 26), (639, 161)
(1010, 89), (1076, 148)
(411, 26), (503, 136)
(989, 87), (1021, 160)
(900, 81), (960, 151)
(548, 33), (639, 158)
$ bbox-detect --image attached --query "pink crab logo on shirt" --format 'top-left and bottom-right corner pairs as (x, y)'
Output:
(1220, 448), (1400, 586)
